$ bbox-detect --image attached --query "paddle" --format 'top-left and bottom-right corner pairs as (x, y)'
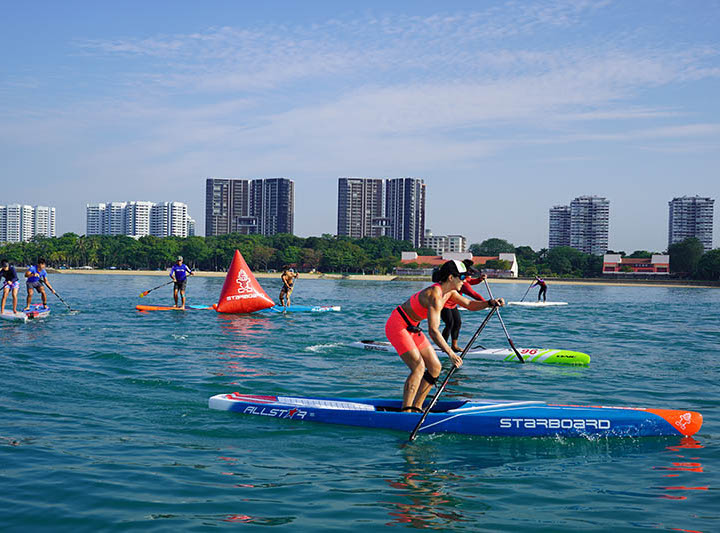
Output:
(139, 280), (173, 298)
(519, 279), (534, 302)
(43, 280), (76, 312)
(484, 279), (524, 363)
(408, 306), (498, 442)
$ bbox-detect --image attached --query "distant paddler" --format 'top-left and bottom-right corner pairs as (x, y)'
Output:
(170, 256), (193, 309)
(24, 258), (54, 310)
(439, 259), (486, 352)
(1, 260), (21, 315)
(279, 267), (299, 308)
(385, 259), (504, 413)
(532, 276), (547, 302)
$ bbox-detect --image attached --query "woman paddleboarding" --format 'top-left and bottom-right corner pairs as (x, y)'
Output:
(385, 259), (504, 413)
(440, 259), (486, 352)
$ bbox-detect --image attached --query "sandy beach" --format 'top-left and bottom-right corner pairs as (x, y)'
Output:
(52, 269), (718, 288)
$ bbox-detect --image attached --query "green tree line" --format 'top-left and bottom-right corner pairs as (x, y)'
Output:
(2, 233), (718, 280)
(0, 233), (416, 274)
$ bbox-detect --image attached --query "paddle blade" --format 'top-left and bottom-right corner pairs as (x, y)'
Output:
(139, 291), (148, 298)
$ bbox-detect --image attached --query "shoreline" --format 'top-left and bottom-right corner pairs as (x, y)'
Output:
(52, 269), (719, 289)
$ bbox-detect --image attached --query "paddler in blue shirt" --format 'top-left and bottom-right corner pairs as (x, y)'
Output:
(170, 256), (193, 309)
(24, 258), (54, 310)
(1, 259), (21, 315)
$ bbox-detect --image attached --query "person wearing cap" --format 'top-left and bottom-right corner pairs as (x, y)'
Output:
(1, 259), (21, 315)
(170, 256), (193, 309)
(439, 258), (487, 352)
(279, 266), (299, 308)
(385, 259), (504, 413)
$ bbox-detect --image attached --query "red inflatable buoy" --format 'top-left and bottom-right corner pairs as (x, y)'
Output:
(215, 250), (275, 313)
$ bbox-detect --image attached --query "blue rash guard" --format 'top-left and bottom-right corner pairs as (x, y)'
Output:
(26, 265), (47, 283)
(170, 264), (192, 282)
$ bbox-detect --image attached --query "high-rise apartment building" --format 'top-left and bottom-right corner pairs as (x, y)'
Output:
(548, 205), (571, 248)
(125, 201), (153, 237)
(205, 178), (294, 236)
(668, 196), (714, 252)
(569, 196), (609, 255)
(548, 196), (609, 254)
(86, 202), (192, 238)
(337, 177), (387, 239)
(336, 177), (425, 247)
(0, 204), (56, 243)
(385, 178), (426, 248)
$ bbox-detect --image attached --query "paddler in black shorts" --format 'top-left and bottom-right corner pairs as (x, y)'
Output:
(170, 256), (193, 309)
(279, 267), (298, 308)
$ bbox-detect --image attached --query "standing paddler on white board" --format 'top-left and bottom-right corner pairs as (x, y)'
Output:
(1, 260), (21, 315)
(532, 276), (547, 302)
(385, 259), (504, 413)
(24, 258), (54, 310)
(170, 256), (193, 309)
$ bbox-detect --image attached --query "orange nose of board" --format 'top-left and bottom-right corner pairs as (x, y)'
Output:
(647, 409), (703, 436)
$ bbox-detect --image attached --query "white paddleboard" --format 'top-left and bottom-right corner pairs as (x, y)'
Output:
(0, 310), (29, 322)
(508, 301), (568, 307)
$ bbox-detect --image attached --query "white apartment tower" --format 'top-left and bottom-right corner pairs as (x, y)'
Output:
(548, 205), (571, 249)
(569, 196), (609, 255)
(0, 204), (56, 243)
(548, 196), (609, 255)
(86, 201), (192, 238)
(668, 196), (714, 252)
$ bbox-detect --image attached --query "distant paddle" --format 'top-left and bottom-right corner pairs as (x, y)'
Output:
(484, 279), (524, 363)
(409, 306), (498, 442)
(520, 279), (534, 302)
(44, 282), (76, 312)
(139, 280), (173, 298)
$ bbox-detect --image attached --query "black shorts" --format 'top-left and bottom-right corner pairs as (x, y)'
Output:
(174, 279), (187, 291)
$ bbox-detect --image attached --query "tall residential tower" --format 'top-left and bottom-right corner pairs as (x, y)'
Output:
(205, 178), (294, 236)
(668, 196), (714, 252)
(549, 196), (609, 255)
(0, 204), (56, 243)
(86, 201), (192, 238)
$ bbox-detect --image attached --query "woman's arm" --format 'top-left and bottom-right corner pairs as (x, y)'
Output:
(426, 287), (463, 367)
(450, 290), (503, 311)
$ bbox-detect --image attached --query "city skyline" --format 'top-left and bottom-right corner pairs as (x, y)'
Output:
(1, 2), (719, 251)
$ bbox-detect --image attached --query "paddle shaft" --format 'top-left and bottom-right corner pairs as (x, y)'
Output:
(140, 280), (173, 297)
(408, 306), (498, 442)
(519, 280), (534, 302)
(43, 280), (74, 311)
(484, 279), (524, 363)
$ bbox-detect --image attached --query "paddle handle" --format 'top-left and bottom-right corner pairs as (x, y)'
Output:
(409, 306), (498, 441)
(484, 279), (524, 363)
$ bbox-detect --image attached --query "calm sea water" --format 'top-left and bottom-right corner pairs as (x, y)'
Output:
(1, 274), (718, 532)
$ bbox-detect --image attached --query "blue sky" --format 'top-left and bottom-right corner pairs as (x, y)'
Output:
(1, 0), (718, 251)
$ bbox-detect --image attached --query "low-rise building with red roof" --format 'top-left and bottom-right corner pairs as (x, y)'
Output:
(602, 254), (670, 275)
